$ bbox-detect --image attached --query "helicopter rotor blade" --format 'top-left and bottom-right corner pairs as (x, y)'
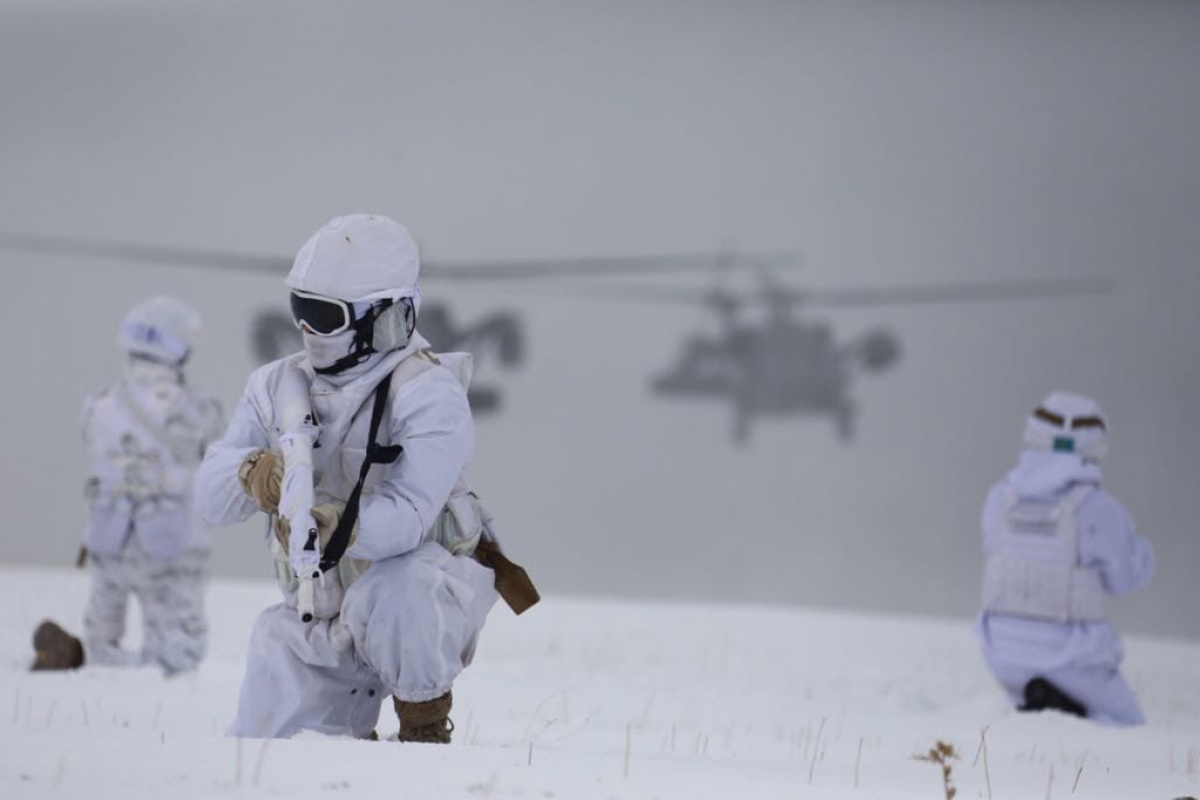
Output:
(0, 231), (801, 282)
(0, 231), (289, 275)
(800, 276), (1113, 308)
(566, 282), (744, 311)
(567, 275), (1111, 310)
(424, 251), (800, 281)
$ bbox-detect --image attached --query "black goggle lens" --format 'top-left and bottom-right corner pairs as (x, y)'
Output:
(290, 292), (351, 335)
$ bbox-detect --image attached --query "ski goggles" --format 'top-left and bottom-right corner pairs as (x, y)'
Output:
(289, 290), (356, 336)
(1032, 406), (1106, 431)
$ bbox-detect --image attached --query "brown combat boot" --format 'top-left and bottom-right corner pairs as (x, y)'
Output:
(31, 620), (85, 671)
(394, 691), (453, 743)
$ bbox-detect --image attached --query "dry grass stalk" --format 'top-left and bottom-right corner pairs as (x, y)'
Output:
(637, 693), (655, 731)
(1045, 764), (1054, 800)
(855, 736), (864, 789)
(623, 724), (631, 779)
(1071, 750), (1088, 793)
(981, 728), (993, 800)
(973, 725), (988, 766)
(808, 717), (827, 785)
(914, 740), (960, 800)
(252, 740), (271, 786)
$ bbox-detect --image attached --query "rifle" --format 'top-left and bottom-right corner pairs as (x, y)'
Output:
(276, 365), (322, 623)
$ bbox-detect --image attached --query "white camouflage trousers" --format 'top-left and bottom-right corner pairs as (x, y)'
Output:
(83, 538), (209, 676)
(230, 542), (497, 738)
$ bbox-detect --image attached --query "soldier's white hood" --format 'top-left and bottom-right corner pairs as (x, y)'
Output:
(1006, 450), (1102, 499)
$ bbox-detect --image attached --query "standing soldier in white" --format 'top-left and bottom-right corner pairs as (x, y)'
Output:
(976, 391), (1155, 725)
(194, 214), (537, 742)
(31, 297), (225, 676)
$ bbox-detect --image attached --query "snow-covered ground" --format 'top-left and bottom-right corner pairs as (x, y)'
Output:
(1, 566), (1197, 799)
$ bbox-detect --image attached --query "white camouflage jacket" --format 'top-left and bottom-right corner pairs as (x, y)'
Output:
(194, 336), (478, 609)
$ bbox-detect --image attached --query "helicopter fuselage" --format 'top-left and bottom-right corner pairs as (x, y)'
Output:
(651, 319), (851, 414)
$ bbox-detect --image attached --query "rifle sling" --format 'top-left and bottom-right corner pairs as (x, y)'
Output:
(320, 372), (402, 572)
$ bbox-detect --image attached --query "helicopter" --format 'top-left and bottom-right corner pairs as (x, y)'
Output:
(0, 230), (798, 414)
(581, 263), (1111, 443)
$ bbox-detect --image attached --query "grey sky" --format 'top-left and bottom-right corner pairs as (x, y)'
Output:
(1, 1), (1197, 636)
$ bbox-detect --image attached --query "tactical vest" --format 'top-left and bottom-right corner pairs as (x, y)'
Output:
(981, 485), (1106, 623)
(83, 381), (214, 560)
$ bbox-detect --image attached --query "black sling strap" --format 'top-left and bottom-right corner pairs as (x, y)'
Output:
(319, 372), (403, 572)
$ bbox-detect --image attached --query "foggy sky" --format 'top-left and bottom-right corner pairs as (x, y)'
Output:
(1, 0), (1197, 637)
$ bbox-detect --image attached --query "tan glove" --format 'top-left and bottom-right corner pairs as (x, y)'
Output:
(238, 450), (283, 513)
(274, 502), (355, 554)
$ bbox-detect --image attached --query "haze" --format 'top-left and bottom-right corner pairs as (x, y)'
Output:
(1, 0), (1196, 637)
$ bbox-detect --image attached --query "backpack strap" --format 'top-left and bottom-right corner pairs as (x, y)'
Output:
(319, 372), (403, 572)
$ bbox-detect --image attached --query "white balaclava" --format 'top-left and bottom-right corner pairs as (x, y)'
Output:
(118, 296), (204, 384)
(286, 214), (421, 380)
(1021, 390), (1109, 462)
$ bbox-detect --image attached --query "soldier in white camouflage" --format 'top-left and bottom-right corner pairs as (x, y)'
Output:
(32, 296), (224, 676)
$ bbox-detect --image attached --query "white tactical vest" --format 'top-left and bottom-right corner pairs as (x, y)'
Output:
(981, 485), (1106, 623)
(266, 350), (486, 617)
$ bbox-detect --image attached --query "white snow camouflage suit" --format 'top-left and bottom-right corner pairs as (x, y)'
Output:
(81, 368), (224, 675)
(975, 450), (1155, 725)
(194, 335), (498, 739)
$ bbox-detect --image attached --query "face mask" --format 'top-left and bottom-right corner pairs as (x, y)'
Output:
(298, 294), (417, 379)
(126, 356), (182, 386)
(301, 328), (357, 371)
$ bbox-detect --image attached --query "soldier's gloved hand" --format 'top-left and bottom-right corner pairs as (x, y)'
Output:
(238, 450), (283, 513)
(274, 502), (356, 553)
(313, 502), (353, 549)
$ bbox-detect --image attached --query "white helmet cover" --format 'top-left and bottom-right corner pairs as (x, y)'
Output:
(117, 296), (205, 365)
(286, 214), (421, 306)
(1022, 390), (1109, 461)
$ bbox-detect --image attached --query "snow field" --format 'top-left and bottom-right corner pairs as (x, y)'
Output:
(2, 566), (1198, 799)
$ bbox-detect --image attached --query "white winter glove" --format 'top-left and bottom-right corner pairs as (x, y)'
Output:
(274, 502), (356, 554)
